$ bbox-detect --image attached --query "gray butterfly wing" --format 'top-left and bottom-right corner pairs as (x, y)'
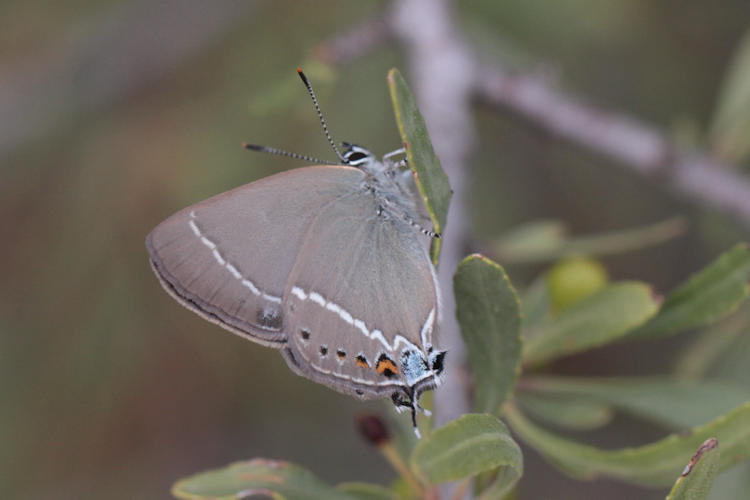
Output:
(146, 166), (364, 347)
(280, 189), (440, 399)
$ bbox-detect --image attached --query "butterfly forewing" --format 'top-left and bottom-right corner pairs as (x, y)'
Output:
(146, 166), (365, 346)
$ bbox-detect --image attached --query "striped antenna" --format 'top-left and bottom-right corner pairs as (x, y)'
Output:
(297, 68), (346, 163)
(243, 143), (340, 165)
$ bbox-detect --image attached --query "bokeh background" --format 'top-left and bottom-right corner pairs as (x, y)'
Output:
(2, 1), (750, 499)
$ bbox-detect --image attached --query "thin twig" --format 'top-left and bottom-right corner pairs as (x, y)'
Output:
(313, 14), (393, 65)
(391, 0), (475, 427)
(391, 0), (477, 498)
(475, 65), (750, 228)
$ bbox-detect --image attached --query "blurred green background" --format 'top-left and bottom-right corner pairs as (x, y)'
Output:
(2, 1), (749, 499)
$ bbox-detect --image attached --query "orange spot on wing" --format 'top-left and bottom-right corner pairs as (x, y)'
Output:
(356, 355), (369, 368)
(376, 358), (398, 375)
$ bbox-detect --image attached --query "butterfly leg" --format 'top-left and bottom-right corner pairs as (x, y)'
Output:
(391, 391), (425, 438)
(383, 149), (410, 178)
(379, 196), (440, 239)
(383, 147), (406, 166)
(391, 392), (412, 413)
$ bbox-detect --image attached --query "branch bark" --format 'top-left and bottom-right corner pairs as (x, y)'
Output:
(315, 5), (750, 232)
(391, 1), (476, 498)
(391, 0), (476, 431)
(313, 14), (393, 66)
(475, 66), (750, 228)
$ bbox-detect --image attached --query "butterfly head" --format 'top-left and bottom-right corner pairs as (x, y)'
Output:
(341, 142), (377, 167)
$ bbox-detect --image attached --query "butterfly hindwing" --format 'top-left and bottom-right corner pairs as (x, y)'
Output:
(281, 188), (440, 397)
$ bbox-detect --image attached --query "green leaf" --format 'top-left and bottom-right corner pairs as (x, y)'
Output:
(476, 466), (522, 500)
(523, 282), (659, 365)
(516, 393), (614, 430)
(520, 276), (551, 328)
(172, 459), (356, 500)
(628, 244), (750, 340)
(492, 220), (567, 263)
(505, 402), (750, 487)
(520, 376), (750, 429)
(388, 68), (452, 264)
(454, 255), (522, 414)
(674, 304), (750, 379)
(335, 482), (396, 500)
(493, 217), (686, 264)
(666, 439), (720, 500)
(709, 26), (750, 164)
(410, 414), (523, 484)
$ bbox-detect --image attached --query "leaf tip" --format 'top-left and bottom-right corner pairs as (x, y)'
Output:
(387, 67), (399, 85)
(649, 286), (664, 305)
(681, 438), (719, 477)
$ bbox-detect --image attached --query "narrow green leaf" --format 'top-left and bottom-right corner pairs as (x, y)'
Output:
(493, 217), (686, 264)
(454, 255), (522, 414)
(410, 414), (523, 484)
(628, 244), (750, 340)
(709, 26), (750, 164)
(388, 68), (452, 264)
(674, 303), (750, 379)
(516, 393), (614, 430)
(172, 459), (356, 500)
(520, 276), (551, 329)
(521, 376), (750, 429)
(335, 482), (396, 500)
(665, 439), (720, 500)
(492, 220), (567, 263)
(505, 402), (750, 487)
(523, 282), (659, 365)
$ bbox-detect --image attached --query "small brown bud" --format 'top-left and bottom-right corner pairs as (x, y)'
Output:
(356, 414), (390, 446)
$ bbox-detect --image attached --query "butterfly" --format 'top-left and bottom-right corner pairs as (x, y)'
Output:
(146, 69), (444, 436)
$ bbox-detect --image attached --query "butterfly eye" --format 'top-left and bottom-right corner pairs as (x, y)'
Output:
(342, 144), (375, 165)
(347, 151), (368, 163)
